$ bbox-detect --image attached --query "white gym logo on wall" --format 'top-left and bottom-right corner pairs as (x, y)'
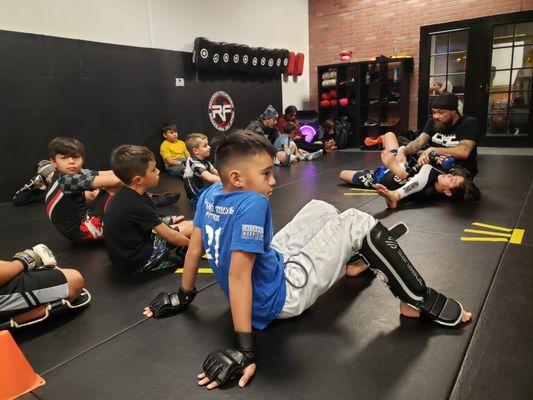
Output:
(208, 91), (235, 132)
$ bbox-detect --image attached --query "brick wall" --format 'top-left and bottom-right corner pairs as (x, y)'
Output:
(309, 0), (533, 130)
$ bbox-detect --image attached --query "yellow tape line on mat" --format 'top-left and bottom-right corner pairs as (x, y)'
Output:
(471, 222), (513, 232)
(175, 267), (213, 274)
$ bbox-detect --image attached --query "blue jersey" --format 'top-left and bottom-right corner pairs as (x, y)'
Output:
(193, 183), (286, 330)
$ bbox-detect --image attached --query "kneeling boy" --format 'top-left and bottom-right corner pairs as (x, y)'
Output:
(144, 131), (471, 389)
(104, 145), (193, 273)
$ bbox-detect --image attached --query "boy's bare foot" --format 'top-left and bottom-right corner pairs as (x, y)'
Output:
(399, 301), (472, 323)
(346, 258), (368, 277)
(374, 183), (400, 209)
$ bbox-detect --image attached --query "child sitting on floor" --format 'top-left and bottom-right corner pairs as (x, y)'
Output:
(45, 137), (123, 244)
(159, 123), (190, 178)
(0, 243), (87, 329)
(273, 122), (323, 166)
(103, 145), (193, 273)
(144, 130), (471, 390)
(183, 133), (220, 206)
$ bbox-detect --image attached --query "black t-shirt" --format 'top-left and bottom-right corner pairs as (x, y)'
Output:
(45, 169), (98, 240)
(423, 115), (480, 177)
(103, 187), (161, 270)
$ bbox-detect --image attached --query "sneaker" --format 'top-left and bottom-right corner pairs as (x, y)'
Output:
(149, 192), (180, 207)
(305, 149), (323, 161)
(364, 136), (383, 147)
(12, 176), (47, 206)
(364, 119), (379, 127)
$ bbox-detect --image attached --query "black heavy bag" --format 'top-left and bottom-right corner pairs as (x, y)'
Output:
(257, 47), (268, 75)
(335, 116), (352, 149)
(266, 49), (276, 75)
(281, 49), (290, 75)
(209, 41), (222, 71)
(249, 47), (260, 75)
(239, 45), (251, 73)
(192, 37), (212, 70)
(219, 42), (231, 73)
(229, 43), (241, 73)
(274, 49), (284, 75)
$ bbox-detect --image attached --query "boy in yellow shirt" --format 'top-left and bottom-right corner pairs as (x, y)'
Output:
(159, 124), (190, 177)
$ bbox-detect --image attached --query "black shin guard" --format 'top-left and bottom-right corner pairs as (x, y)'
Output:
(360, 222), (464, 326)
(361, 222), (427, 305)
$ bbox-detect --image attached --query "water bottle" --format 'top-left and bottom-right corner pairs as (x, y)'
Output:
(393, 66), (399, 83)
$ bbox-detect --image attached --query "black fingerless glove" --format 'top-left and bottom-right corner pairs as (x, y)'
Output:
(202, 332), (255, 386)
(148, 286), (196, 318)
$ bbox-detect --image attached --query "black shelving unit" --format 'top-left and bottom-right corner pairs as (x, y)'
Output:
(317, 57), (413, 147)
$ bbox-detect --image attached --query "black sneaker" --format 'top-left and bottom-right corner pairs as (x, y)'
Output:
(150, 192), (181, 207)
(12, 176), (46, 206)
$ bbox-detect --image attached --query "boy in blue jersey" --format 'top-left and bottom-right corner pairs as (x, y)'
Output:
(144, 130), (472, 390)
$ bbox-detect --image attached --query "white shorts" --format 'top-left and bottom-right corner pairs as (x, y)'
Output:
(271, 200), (377, 318)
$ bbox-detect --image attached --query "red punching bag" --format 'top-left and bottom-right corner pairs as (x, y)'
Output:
(295, 52), (304, 76)
(286, 51), (296, 75)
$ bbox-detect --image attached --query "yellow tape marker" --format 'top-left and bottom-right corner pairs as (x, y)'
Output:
(349, 188), (377, 192)
(460, 237), (508, 242)
(344, 193), (377, 196)
(463, 229), (512, 238)
(471, 222), (513, 233)
(509, 229), (525, 245)
(175, 267), (213, 274)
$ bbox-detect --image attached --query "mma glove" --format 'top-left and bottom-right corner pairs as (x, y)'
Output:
(148, 286), (196, 318)
(37, 160), (55, 181)
(160, 216), (174, 226)
(13, 244), (58, 271)
(203, 332), (255, 386)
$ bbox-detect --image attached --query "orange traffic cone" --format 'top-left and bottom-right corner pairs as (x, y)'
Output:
(0, 330), (45, 399)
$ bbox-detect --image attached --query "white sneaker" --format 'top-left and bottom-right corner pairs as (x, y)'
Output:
(306, 149), (323, 161)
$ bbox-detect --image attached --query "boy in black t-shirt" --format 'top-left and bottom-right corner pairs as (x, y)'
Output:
(45, 137), (123, 244)
(400, 92), (481, 177)
(104, 145), (193, 273)
(183, 133), (220, 206)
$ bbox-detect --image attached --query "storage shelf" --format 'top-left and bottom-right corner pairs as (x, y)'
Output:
(317, 57), (413, 147)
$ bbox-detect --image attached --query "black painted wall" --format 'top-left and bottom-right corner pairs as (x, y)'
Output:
(0, 30), (282, 202)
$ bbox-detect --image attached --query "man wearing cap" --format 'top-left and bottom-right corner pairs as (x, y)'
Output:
(400, 92), (481, 177)
(246, 104), (286, 163)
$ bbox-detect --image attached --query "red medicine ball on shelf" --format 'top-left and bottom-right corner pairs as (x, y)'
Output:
(339, 98), (349, 106)
(320, 99), (330, 108)
(320, 93), (329, 100)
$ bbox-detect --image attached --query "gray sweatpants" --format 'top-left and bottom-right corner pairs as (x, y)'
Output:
(272, 200), (376, 318)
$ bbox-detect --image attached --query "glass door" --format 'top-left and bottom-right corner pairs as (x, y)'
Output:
(428, 29), (469, 117)
(487, 21), (532, 136)
(419, 11), (533, 146)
